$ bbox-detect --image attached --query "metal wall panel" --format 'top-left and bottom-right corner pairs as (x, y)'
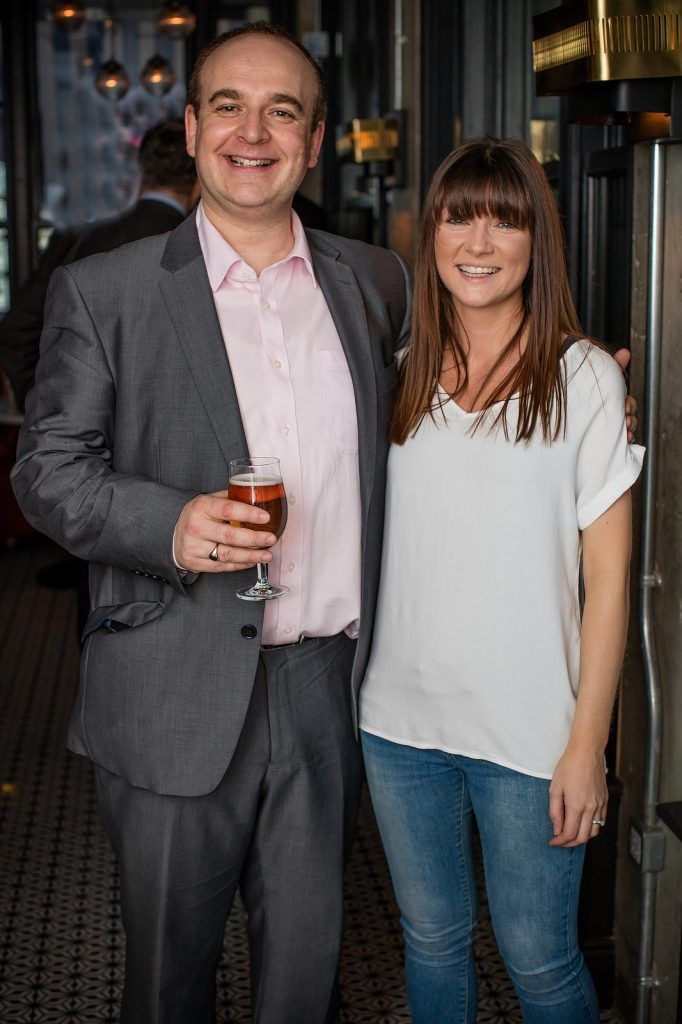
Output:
(421, 0), (534, 196)
(615, 139), (682, 1024)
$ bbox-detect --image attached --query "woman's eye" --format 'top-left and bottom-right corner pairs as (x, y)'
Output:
(498, 221), (517, 229)
(446, 217), (467, 225)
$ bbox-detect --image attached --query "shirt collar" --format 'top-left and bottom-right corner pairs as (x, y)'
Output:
(196, 200), (317, 292)
(138, 191), (187, 217)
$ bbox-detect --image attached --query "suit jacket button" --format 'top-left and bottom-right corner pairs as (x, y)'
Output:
(241, 624), (258, 640)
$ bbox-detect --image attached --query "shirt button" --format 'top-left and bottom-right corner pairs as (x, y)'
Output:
(241, 624), (258, 640)
(289, 493), (296, 504)
(283, 626), (293, 635)
(262, 299), (271, 311)
(287, 562), (295, 572)
(273, 359), (282, 369)
(281, 424), (291, 437)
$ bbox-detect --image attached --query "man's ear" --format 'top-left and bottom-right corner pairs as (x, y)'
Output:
(185, 104), (198, 158)
(307, 120), (325, 170)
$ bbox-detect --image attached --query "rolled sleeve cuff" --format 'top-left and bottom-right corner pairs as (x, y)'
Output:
(577, 444), (645, 531)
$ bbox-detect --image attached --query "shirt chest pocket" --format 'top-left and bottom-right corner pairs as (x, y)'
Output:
(315, 350), (359, 454)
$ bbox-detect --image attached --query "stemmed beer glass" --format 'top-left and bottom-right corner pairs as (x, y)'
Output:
(228, 457), (288, 601)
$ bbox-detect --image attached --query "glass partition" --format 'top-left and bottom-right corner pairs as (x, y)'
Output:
(36, 3), (187, 232)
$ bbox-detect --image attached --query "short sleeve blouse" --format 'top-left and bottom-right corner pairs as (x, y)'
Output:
(359, 341), (645, 779)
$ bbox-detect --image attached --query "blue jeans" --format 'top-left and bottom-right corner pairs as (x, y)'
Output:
(361, 731), (599, 1024)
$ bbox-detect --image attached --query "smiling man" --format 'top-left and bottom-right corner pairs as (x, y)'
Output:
(185, 32), (326, 231)
(12, 22), (410, 1024)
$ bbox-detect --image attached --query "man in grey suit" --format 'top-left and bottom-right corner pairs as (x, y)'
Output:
(12, 22), (409, 1024)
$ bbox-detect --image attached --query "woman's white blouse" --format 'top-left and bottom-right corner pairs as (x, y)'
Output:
(360, 341), (645, 779)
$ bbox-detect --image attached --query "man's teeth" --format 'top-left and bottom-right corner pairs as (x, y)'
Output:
(458, 265), (499, 276)
(230, 157), (274, 167)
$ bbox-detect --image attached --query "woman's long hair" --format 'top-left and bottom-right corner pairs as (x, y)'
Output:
(390, 137), (584, 445)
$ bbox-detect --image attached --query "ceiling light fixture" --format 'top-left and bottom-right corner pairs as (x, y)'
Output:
(157, 1), (196, 41)
(95, 6), (131, 101)
(140, 54), (175, 96)
(53, 0), (86, 31)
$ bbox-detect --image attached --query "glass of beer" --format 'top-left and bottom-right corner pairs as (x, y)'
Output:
(227, 457), (288, 601)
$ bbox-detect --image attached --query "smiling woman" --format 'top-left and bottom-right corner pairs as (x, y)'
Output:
(391, 138), (584, 445)
(359, 136), (644, 1024)
(435, 213), (531, 327)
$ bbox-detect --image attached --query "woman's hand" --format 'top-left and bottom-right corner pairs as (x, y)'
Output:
(612, 348), (638, 441)
(548, 745), (608, 847)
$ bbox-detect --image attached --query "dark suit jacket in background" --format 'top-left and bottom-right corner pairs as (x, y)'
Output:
(12, 215), (411, 798)
(0, 198), (186, 409)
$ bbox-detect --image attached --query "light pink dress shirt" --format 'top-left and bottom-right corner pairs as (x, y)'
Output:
(196, 202), (362, 645)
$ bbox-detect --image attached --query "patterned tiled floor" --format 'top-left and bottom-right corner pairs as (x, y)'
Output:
(0, 540), (623, 1022)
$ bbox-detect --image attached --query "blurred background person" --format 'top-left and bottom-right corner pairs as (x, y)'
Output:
(0, 117), (198, 633)
(0, 117), (199, 413)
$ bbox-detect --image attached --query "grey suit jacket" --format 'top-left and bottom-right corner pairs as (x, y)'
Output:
(11, 215), (411, 796)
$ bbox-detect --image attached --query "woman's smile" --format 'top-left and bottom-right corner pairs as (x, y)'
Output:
(456, 264), (501, 278)
(435, 212), (531, 317)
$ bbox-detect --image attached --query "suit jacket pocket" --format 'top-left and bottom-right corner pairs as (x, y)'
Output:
(81, 600), (166, 642)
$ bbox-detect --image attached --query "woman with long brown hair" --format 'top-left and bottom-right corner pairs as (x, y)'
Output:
(359, 138), (644, 1023)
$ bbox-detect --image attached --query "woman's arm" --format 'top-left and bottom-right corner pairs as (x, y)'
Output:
(549, 490), (632, 847)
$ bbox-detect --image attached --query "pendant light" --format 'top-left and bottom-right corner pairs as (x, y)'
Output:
(95, 59), (131, 100)
(157, 2), (196, 41)
(95, 9), (131, 101)
(53, 0), (86, 31)
(140, 54), (175, 97)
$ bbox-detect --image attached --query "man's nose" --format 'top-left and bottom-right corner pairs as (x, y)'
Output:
(238, 110), (269, 145)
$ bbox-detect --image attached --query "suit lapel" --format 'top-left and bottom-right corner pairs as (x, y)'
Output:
(158, 217), (249, 466)
(307, 233), (377, 530)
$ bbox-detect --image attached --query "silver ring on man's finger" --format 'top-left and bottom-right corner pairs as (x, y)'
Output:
(208, 545), (220, 562)
(592, 818), (606, 827)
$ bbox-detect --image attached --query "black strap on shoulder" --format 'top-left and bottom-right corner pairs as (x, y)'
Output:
(559, 335), (580, 358)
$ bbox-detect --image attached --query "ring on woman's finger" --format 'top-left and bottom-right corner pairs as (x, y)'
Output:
(592, 818), (606, 827)
(208, 545), (220, 562)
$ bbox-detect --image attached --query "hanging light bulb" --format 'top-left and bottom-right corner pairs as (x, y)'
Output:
(95, 59), (131, 101)
(157, 2), (196, 41)
(53, 0), (86, 31)
(140, 54), (175, 96)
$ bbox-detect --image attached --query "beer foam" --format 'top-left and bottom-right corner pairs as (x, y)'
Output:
(229, 474), (281, 487)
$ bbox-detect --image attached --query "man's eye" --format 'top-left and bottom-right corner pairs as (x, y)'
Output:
(216, 104), (238, 113)
(272, 109), (295, 119)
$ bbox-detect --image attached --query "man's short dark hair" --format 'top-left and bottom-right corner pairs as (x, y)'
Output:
(187, 22), (327, 130)
(138, 118), (196, 191)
